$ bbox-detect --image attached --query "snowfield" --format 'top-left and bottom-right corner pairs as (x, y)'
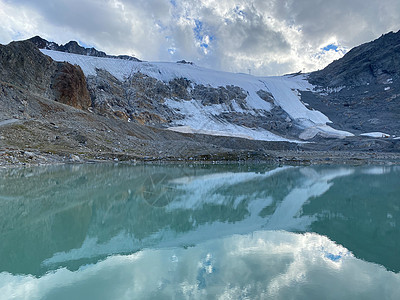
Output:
(360, 132), (391, 138)
(42, 49), (354, 142)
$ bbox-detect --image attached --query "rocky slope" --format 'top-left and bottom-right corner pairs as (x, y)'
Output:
(304, 30), (400, 137)
(86, 69), (296, 139)
(309, 30), (400, 87)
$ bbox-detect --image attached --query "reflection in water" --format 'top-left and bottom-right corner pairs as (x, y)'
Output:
(0, 164), (399, 299)
(2, 231), (400, 300)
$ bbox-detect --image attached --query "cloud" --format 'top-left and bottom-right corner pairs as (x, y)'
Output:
(0, 0), (399, 75)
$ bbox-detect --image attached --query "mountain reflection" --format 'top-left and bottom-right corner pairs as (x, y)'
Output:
(0, 163), (398, 276)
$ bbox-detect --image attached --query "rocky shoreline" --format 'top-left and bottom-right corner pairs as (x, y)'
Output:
(1, 89), (399, 168)
(1, 145), (400, 169)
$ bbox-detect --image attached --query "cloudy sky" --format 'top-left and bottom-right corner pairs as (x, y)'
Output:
(1, 0), (399, 75)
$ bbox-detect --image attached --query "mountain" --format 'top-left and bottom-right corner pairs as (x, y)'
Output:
(303, 30), (400, 137)
(0, 33), (399, 166)
(309, 30), (400, 87)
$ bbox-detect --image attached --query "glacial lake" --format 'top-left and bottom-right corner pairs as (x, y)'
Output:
(0, 163), (399, 299)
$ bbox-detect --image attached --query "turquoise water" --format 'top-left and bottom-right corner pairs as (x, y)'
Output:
(0, 164), (399, 299)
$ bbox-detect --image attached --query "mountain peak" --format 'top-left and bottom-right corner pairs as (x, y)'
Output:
(26, 36), (141, 62)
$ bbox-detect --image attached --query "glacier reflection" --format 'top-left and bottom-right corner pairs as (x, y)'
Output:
(0, 163), (399, 279)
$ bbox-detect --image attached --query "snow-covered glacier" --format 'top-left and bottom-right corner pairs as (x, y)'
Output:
(41, 49), (353, 142)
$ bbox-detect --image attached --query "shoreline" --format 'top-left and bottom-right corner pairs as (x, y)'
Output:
(1, 148), (400, 168)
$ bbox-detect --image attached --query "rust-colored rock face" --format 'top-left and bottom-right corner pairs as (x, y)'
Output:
(114, 110), (130, 121)
(52, 63), (91, 110)
(132, 111), (167, 125)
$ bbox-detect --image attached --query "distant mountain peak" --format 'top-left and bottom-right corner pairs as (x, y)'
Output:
(26, 36), (141, 62)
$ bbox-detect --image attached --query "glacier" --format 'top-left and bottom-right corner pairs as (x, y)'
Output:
(41, 49), (354, 142)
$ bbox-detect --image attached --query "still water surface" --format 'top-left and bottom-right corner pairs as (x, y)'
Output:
(0, 163), (399, 299)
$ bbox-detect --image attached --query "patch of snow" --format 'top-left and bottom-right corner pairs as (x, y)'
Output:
(316, 86), (345, 95)
(360, 132), (391, 138)
(165, 99), (295, 142)
(230, 100), (245, 113)
(385, 78), (393, 84)
(260, 76), (329, 125)
(168, 126), (254, 140)
(260, 76), (353, 139)
(41, 49), (132, 80)
(299, 125), (353, 140)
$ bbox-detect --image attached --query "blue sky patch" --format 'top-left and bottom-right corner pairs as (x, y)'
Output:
(325, 253), (342, 262)
(193, 19), (214, 52)
(322, 44), (339, 52)
(193, 19), (203, 41)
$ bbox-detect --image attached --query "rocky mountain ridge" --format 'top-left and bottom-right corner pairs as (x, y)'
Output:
(28, 36), (141, 62)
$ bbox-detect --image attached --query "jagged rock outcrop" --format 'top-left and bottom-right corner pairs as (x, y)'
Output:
(28, 36), (141, 61)
(52, 63), (91, 109)
(309, 30), (400, 87)
(192, 84), (247, 107)
(256, 90), (275, 104)
(87, 69), (244, 123)
(87, 70), (180, 125)
(0, 40), (91, 110)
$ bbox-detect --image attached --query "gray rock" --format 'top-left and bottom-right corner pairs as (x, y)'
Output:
(256, 90), (275, 104)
